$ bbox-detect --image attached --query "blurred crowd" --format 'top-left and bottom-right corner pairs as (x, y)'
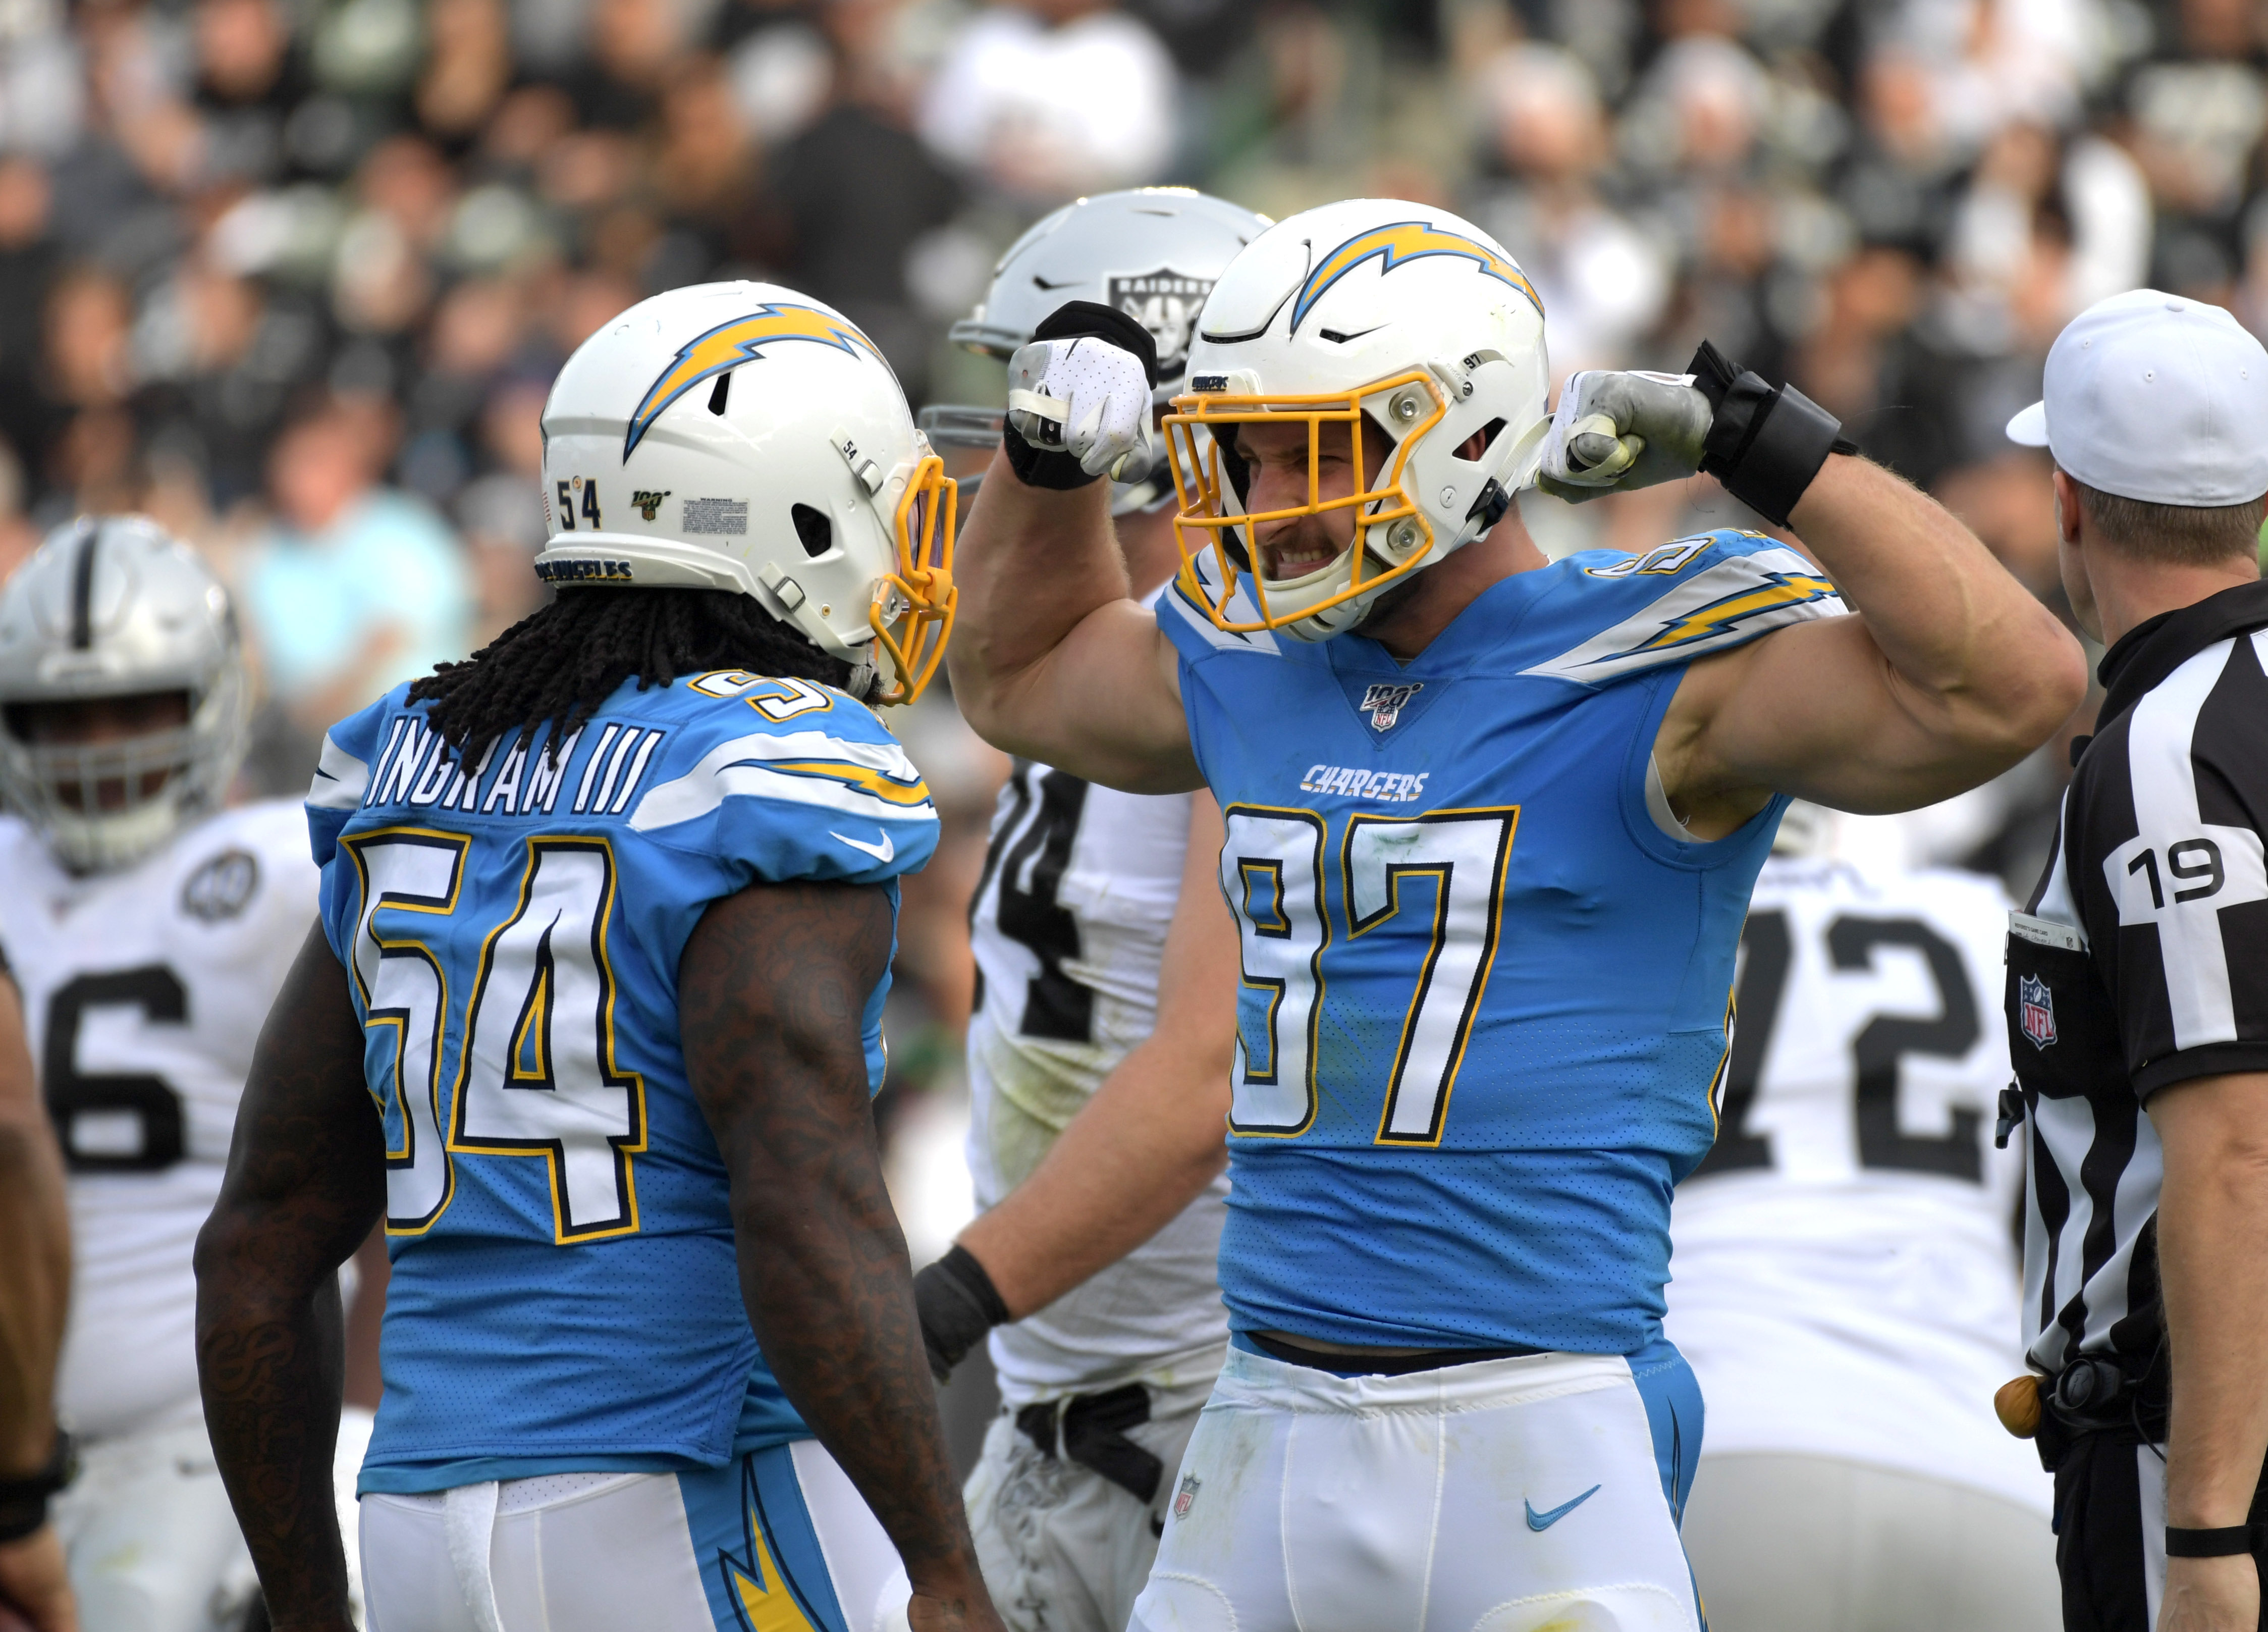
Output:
(0, 0), (2264, 1159)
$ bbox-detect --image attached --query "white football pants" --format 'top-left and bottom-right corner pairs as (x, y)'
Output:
(1679, 1453), (2061, 1631)
(49, 1419), (259, 1632)
(55, 1405), (377, 1631)
(1129, 1343), (1705, 1632)
(965, 1368), (1216, 1632)
(358, 1438), (912, 1632)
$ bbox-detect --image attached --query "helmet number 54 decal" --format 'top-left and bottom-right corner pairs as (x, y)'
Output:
(555, 479), (601, 531)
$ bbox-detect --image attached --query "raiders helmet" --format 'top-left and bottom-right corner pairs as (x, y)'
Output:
(923, 188), (1270, 515)
(0, 516), (252, 872)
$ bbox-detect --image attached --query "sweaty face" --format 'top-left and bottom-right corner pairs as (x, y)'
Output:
(10, 691), (192, 811)
(1232, 419), (1391, 582)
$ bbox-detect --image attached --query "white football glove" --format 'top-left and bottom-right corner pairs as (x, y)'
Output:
(1005, 335), (1156, 483)
(1538, 370), (1714, 501)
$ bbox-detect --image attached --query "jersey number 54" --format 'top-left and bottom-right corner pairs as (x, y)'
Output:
(343, 828), (646, 1243)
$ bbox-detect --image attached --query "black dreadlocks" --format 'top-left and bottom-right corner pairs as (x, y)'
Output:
(408, 588), (853, 758)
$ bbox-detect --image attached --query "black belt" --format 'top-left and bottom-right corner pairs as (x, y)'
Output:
(1016, 1383), (1162, 1507)
(2039, 1351), (2167, 1441)
(1248, 1331), (1543, 1376)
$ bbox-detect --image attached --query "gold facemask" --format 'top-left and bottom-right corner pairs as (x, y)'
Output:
(868, 454), (957, 705)
(1162, 370), (1449, 634)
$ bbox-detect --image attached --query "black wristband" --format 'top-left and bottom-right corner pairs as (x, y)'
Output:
(2167, 1524), (2258, 1558)
(1688, 340), (1849, 527)
(1003, 420), (1099, 491)
(912, 1244), (1011, 1382)
(0, 1430), (75, 1544)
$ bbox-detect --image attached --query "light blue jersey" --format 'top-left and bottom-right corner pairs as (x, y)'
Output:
(306, 669), (938, 1494)
(1161, 531), (1845, 1355)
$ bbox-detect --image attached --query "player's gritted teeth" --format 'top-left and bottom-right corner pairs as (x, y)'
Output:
(1259, 527), (1342, 582)
(1235, 418), (1382, 582)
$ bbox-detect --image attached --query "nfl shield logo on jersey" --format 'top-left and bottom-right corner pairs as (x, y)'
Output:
(1360, 681), (1423, 732)
(1173, 1475), (1201, 1519)
(2020, 975), (2057, 1049)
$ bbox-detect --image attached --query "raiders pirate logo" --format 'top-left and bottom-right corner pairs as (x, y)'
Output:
(2019, 974), (2057, 1049)
(181, 848), (260, 923)
(1359, 681), (1423, 732)
(1108, 269), (1215, 378)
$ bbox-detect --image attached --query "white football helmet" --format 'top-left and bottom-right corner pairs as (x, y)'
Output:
(1163, 199), (1552, 641)
(922, 187), (1269, 515)
(0, 516), (251, 873)
(538, 281), (955, 705)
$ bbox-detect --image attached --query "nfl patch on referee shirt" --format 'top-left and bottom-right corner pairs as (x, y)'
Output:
(2019, 974), (2057, 1049)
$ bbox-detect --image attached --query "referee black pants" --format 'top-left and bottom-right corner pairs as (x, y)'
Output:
(2047, 1423), (2268, 1631)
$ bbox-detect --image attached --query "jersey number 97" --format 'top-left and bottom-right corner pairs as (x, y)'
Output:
(1220, 804), (1516, 1147)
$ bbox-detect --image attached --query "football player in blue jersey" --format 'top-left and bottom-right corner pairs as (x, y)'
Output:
(944, 198), (2088, 1630)
(193, 283), (1003, 1632)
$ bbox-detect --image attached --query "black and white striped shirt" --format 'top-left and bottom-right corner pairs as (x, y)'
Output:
(2010, 578), (2268, 1376)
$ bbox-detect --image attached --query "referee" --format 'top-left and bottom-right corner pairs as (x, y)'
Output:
(2002, 287), (2268, 1632)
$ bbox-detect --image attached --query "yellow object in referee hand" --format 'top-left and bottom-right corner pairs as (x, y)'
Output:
(1994, 1374), (2043, 1439)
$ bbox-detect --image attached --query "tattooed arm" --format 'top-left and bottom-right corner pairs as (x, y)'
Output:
(682, 880), (1004, 1632)
(195, 924), (382, 1632)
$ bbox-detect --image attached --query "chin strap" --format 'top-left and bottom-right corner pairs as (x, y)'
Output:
(1465, 478), (1513, 531)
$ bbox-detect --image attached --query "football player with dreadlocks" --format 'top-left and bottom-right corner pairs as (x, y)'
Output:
(947, 199), (2087, 1629)
(0, 516), (381, 1632)
(193, 283), (1001, 1632)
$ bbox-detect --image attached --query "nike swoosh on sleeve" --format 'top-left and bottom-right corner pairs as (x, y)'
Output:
(831, 830), (894, 863)
(1524, 1485), (1601, 1531)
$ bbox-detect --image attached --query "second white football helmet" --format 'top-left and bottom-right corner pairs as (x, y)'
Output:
(923, 187), (1269, 515)
(0, 516), (251, 873)
(1163, 199), (1552, 641)
(538, 282), (955, 705)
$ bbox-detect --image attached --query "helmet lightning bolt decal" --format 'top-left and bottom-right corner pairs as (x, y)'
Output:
(1291, 221), (1543, 332)
(623, 305), (878, 461)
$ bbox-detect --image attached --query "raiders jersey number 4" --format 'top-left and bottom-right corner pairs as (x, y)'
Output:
(1666, 854), (2049, 1516)
(965, 756), (1229, 1399)
(0, 800), (320, 1441)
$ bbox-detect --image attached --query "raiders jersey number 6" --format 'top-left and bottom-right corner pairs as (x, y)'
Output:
(0, 800), (320, 1442)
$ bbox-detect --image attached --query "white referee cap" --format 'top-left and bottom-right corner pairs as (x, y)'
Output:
(2006, 288), (2268, 506)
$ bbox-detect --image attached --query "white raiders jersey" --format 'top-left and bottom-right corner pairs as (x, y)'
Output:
(966, 756), (1229, 1402)
(0, 801), (319, 1442)
(1663, 855), (2052, 1515)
